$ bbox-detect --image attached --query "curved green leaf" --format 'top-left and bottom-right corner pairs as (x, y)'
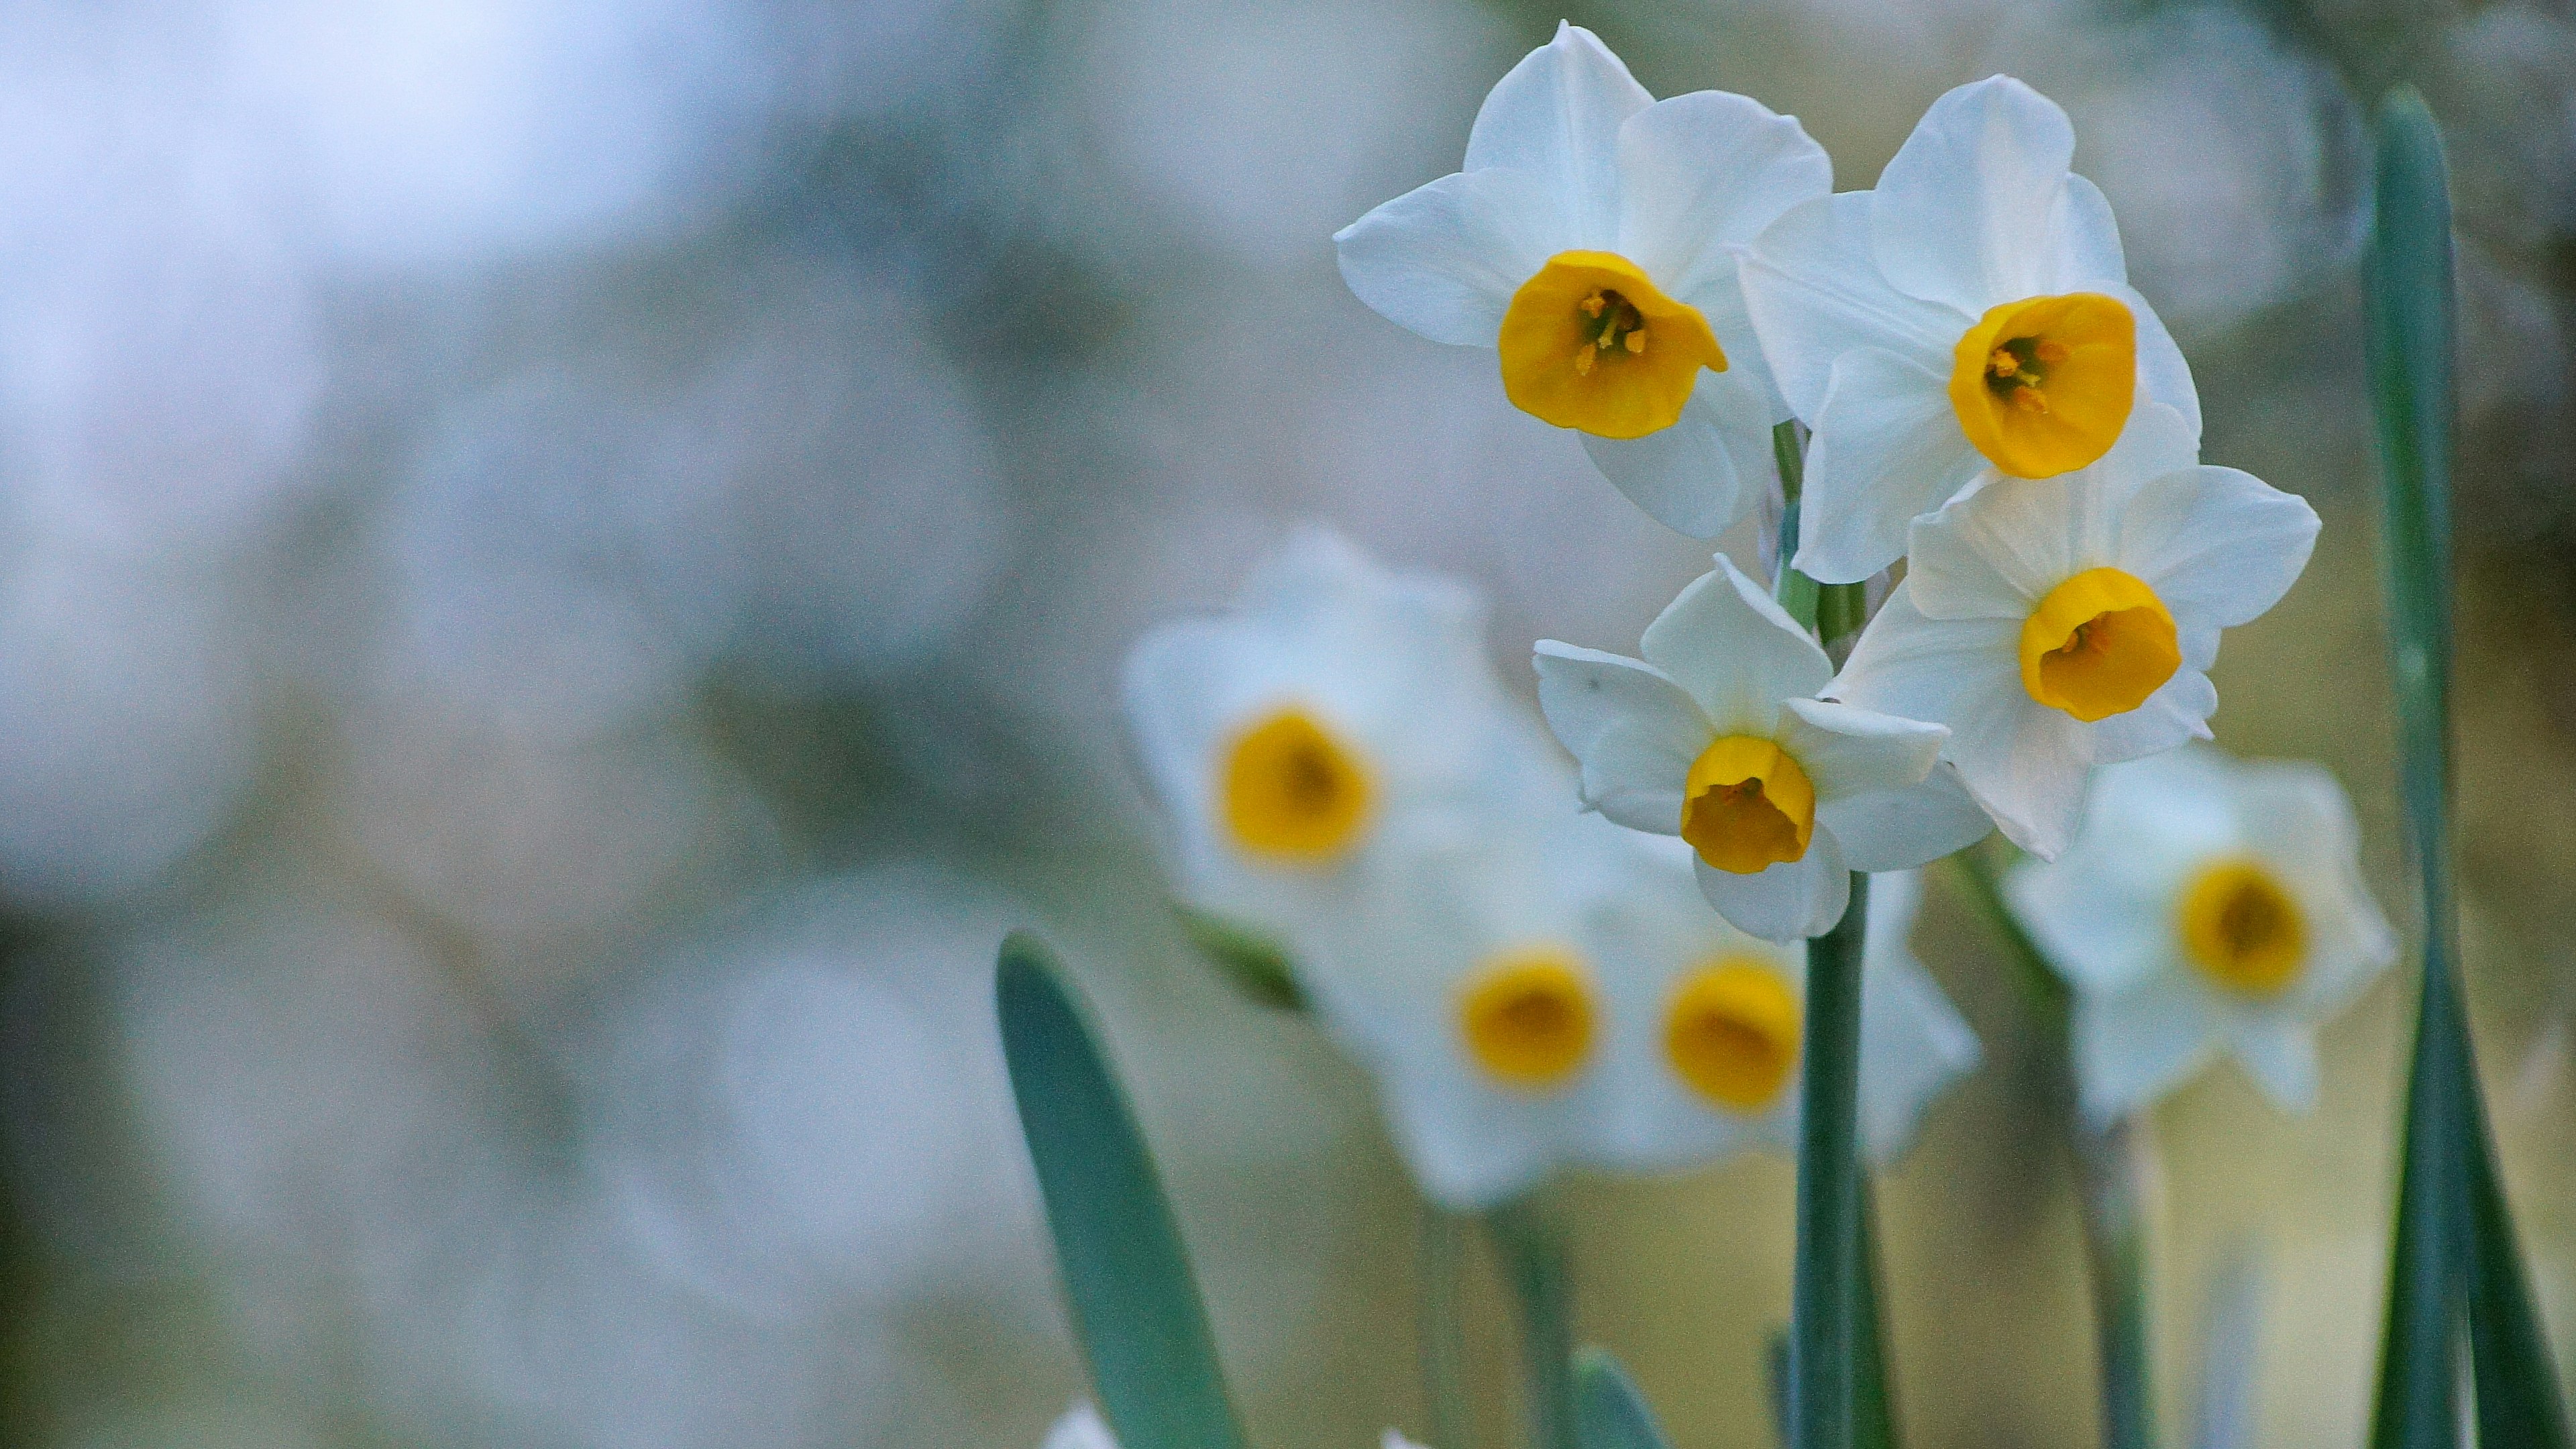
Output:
(997, 932), (1247, 1449)
(1574, 1348), (1674, 1449)
(1173, 904), (1307, 1012)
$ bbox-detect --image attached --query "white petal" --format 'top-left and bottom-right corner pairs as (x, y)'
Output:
(1869, 76), (2079, 313)
(1792, 347), (1988, 584)
(2088, 667), (2217, 764)
(1532, 642), (1706, 835)
(1044, 1403), (1121, 1449)
(2075, 975), (2219, 1126)
(2043, 173), (2128, 291)
(2116, 281), (2203, 441)
(1778, 696), (1945, 801)
(1373, 1056), (1562, 1209)
(1385, 1432), (1434, 1449)
(2003, 853), (2176, 997)
(1617, 91), (1833, 303)
(1858, 877), (1981, 1165)
(2229, 761), (2396, 1012)
(1464, 22), (1652, 249)
(1902, 472), (2076, 620)
(1638, 555), (1832, 733)
(1334, 168), (1563, 347)
(1740, 191), (1964, 423)
(1696, 829), (1849, 941)
(1831, 585), (2092, 857)
(1817, 761), (1996, 871)
(1578, 376), (1762, 538)
(2229, 1024), (2320, 1114)
(2114, 466), (2320, 631)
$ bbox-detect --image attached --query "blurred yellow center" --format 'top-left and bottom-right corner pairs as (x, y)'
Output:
(2177, 857), (2307, 995)
(1680, 735), (1815, 875)
(1947, 292), (2136, 477)
(1496, 250), (1727, 439)
(1666, 957), (1801, 1111)
(1218, 708), (1374, 863)
(1458, 949), (1597, 1089)
(2018, 568), (2180, 722)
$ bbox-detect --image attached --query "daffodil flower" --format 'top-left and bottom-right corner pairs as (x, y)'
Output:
(1532, 555), (1992, 940)
(1123, 528), (1533, 954)
(2003, 746), (2396, 1124)
(1334, 23), (1831, 538)
(1739, 75), (2202, 583)
(1601, 863), (1982, 1170)
(1829, 402), (2319, 859)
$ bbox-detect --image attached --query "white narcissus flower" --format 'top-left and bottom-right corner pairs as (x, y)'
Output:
(1123, 527), (1536, 957)
(1334, 23), (1831, 539)
(2003, 746), (2396, 1124)
(1830, 402), (2319, 859)
(1739, 75), (2202, 583)
(1593, 862), (1982, 1171)
(1532, 554), (1992, 940)
(1044, 1404), (1428, 1449)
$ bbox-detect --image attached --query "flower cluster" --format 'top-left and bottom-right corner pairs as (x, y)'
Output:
(1123, 529), (1976, 1207)
(1340, 22), (2322, 914)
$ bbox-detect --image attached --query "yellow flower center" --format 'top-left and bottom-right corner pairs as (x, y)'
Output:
(1496, 250), (1727, 439)
(1665, 957), (1801, 1111)
(2017, 568), (2181, 722)
(1458, 949), (1597, 1089)
(1947, 292), (2137, 477)
(1678, 735), (1815, 875)
(2176, 857), (2308, 995)
(1218, 708), (1375, 863)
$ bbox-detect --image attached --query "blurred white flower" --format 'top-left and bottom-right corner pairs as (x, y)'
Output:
(1336, 22), (1828, 537)
(1832, 403), (2317, 859)
(1534, 554), (1988, 940)
(1740, 75), (2200, 583)
(1042, 1403), (1430, 1449)
(2004, 746), (2396, 1123)
(1122, 526), (1538, 956)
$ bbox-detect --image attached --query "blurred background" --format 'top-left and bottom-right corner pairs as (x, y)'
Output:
(0, 0), (2568, 1446)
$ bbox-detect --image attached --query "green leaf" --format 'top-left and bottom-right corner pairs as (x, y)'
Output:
(1173, 903), (1307, 1012)
(996, 932), (1248, 1449)
(2364, 88), (2571, 1449)
(1574, 1348), (1675, 1449)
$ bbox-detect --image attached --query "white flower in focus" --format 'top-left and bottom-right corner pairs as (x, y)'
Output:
(1739, 75), (2202, 583)
(1532, 555), (1990, 940)
(1334, 23), (1831, 537)
(1123, 527), (1529, 955)
(2004, 747), (2396, 1124)
(1595, 859), (1982, 1173)
(1042, 1403), (1428, 1449)
(1830, 403), (2319, 859)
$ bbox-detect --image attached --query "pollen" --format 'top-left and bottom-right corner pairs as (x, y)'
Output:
(1458, 949), (1597, 1089)
(1947, 292), (2137, 477)
(1665, 957), (1801, 1111)
(1497, 250), (1727, 439)
(2017, 568), (2181, 721)
(1218, 707), (1375, 863)
(1678, 735), (1816, 875)
(2176, 857), (2308, 995)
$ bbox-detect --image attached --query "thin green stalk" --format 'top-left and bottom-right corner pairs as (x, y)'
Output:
(1774, 421), (1820, 631)
(1816, 584), (1868, 667)
(1790, 872), (1870, 1449)
(1854, 1176), (1899, 1449)
(1939, 845), (2070, 1026)
(1421, 1202), (1476, 1449)
(2076, 1116), (2159, 1449)
(1489, 1201), (1580, 1449)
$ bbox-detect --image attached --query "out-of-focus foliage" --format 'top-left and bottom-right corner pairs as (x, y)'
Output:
(0, 2), (2568, 1448)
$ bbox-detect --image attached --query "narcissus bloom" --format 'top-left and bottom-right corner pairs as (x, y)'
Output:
(1601, 863), (1982, 1169)
(1831, 402), (2318, 859)
(1740, 75), (2201, 583)
(1533, 555), (1991, 939)
(2004, 747), (2395, 1124)
(1335, 23), (1831, 538)
(1123, 528), (1535, 955)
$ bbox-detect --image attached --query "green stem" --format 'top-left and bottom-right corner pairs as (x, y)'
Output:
(1489, 1201), (1579, 1449)
(1790, 873), (1870, 1449)
(1854, 1176), (1900, 1449)
(1421, 1203), (1476, 1449)
(1939, 844), (2070, 1027)
(1774, 421), (1820, 631)
(2076, 1116), (2160, 1449)
(1817, 582), (1868, 667)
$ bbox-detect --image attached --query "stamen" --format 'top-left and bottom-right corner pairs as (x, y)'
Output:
(1988, 348), (2019, 378)
(1573, 347), (1595, 376)
(1580, 292), (1606, 319)
(1623, 329), (1647, 354)
(2012, 388), (2051, 414)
